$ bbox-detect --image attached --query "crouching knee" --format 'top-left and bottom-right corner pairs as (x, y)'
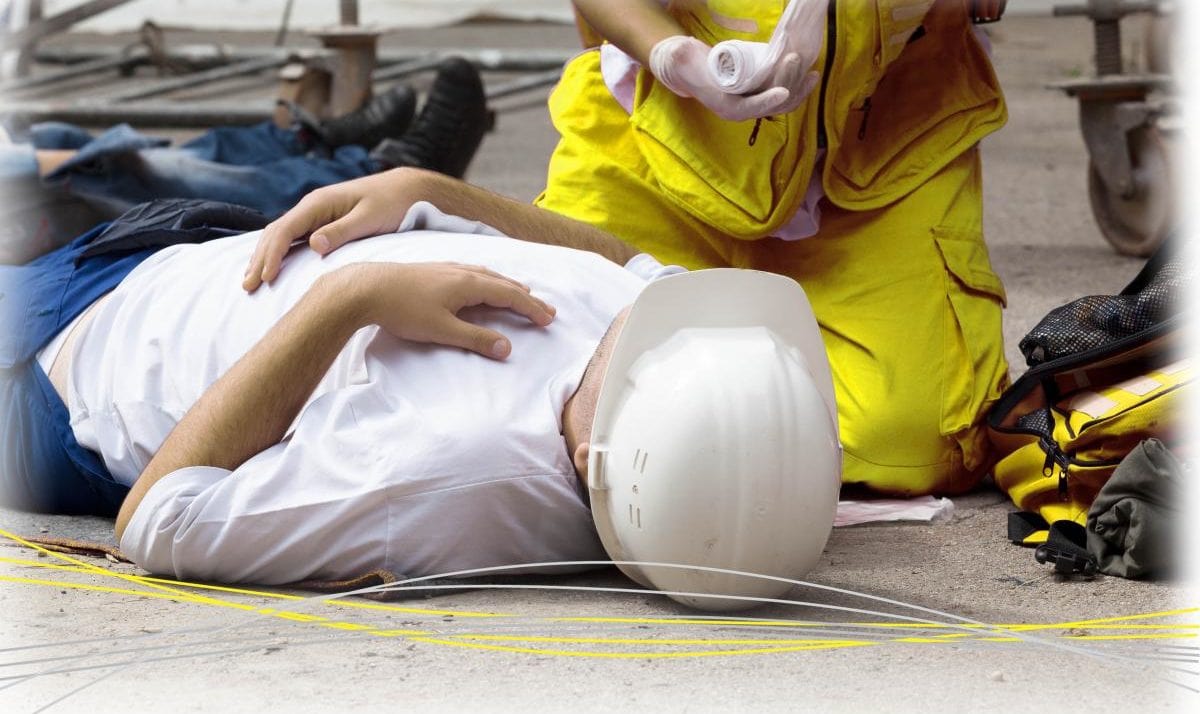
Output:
(837, 395), (993, 497)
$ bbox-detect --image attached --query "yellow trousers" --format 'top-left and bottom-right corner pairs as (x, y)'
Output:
(536, 51), (1010, 495)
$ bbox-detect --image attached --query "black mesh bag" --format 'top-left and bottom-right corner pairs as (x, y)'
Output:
(1019, 243), (1189, 367)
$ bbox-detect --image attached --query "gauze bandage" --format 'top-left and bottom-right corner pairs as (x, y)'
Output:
(707, 0), (828, 95)
(649, 35), (797, 121)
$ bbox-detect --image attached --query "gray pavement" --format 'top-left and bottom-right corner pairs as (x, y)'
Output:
(1, 15), (1195, 713)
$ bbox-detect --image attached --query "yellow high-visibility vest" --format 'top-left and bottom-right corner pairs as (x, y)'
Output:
(625, 0), (1006, 239)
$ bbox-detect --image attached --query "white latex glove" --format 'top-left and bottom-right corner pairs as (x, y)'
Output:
(708, 0), (828, 98)
(649, 35), (802, 122)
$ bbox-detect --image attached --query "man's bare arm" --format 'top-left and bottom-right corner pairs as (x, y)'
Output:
(573, 0), (683, 65)
(243, 168), (638, 292)
(116, 261), (556, 539)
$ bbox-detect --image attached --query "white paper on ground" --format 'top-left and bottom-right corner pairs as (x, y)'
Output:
(835, 496), (955, 527)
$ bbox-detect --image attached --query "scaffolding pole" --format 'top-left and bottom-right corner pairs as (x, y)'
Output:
(104, 55), (289, 103)
(35, 46), (575, 71)
(0, 100), (275, 126)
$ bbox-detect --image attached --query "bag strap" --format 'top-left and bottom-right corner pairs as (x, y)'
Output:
(1008, 511), (1048, 545)
(1034, 521), (1099, 576)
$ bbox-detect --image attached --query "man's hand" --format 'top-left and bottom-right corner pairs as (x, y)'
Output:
(354, 262), (556, 360)
(241, 168), (639, 293)
(244, 169), (419, 293)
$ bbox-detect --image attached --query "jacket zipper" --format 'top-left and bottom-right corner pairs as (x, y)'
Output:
(816, 0), (837, 150)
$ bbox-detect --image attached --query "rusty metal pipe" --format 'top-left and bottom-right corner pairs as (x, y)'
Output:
(0, 51), (142, 93)
(35, 46), (575, 71)
(105, 55), (288, 103)
(340, 0), (359, 26)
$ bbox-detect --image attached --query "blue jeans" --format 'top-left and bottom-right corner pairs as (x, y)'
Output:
(0, 199), (270, 516)
(41, 121), (380, 218)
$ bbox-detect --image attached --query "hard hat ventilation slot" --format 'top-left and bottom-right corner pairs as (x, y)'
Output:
(633, 449), (649, 474)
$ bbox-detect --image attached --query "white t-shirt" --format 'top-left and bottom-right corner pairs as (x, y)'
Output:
(64, 204), (680, 584)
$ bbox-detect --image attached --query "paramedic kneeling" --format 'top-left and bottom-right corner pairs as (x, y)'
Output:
(245, 0), (1013, 499)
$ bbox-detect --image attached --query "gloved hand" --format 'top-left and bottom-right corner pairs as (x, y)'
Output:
(649, 35), (809, 122)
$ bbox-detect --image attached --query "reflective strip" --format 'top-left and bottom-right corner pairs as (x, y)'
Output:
(1068, 391), (1118, 419)
(1159, 357), (1192, 375)
(1115, 375), (1164, 397)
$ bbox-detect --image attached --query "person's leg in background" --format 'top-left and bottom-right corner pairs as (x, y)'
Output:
(1, 130), (108, 264)
(28, 58), (486, 215)
(2, 57), (492, 259)
(752, 147), (1009, 496)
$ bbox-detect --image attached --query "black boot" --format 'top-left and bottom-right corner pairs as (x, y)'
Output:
(369, 57), (490, 178)
(283, 83), (417, 150)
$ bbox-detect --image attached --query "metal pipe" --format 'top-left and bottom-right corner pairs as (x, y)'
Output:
(35, 46), (575, 71)
(340, 0), (359, 26)
(0, 0), (135, 53)
(1, 71), (564, 127)
(274, 0), (296, 47)
(105, 55), (288, 103)
(0, 99), (274, 127)
(0, 51), (141, 93)
(484, 69), (562, 100)
(371, 57), (445, 82)
(1093, 19), (1122, 75)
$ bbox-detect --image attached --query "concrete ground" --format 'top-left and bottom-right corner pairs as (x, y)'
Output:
(1, 14), (1195, 713)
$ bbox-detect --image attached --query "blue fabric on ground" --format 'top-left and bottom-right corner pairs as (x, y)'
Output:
(27, 121), (96, 150)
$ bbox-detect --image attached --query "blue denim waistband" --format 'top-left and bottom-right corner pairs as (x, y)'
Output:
(0, 198), (270, 515)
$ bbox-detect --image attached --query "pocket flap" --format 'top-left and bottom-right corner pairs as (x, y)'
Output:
(934, 228), (1007, 306)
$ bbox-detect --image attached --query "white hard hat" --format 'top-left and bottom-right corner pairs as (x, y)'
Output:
(587, 269), (841, 611)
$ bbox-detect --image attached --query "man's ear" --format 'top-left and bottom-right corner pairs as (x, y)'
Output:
(573, 442), (590, 483)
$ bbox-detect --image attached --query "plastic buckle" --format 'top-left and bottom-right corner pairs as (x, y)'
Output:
(1034, 544), (1098, 576)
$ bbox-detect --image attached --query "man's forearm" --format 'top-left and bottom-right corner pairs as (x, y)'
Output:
(114, 269), (368, 539)
(402, 169), (640, 266)
(573, 0), (683, 65)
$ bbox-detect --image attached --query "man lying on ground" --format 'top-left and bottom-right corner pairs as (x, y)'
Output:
(1, 173), (840, 599)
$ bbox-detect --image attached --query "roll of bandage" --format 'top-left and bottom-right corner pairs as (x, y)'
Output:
(706, 0), (829, 97)
(707, 40), (772, 95)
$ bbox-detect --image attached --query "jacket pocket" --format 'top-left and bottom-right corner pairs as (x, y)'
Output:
(629, 73), (805, 239)
(933, 227), (1007, 453)
(827, 3), (1006, 209)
